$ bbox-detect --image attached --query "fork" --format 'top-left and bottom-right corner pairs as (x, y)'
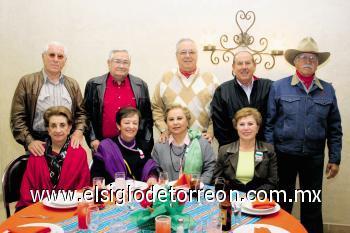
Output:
(19, 214), (51, 219)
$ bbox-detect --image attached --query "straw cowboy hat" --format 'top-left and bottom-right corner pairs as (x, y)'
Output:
(284, 37), (330, 66)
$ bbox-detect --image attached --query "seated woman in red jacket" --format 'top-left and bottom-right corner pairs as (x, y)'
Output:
(16, 106), (90, 210)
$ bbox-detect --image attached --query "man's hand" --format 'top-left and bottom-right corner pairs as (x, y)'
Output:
(158, 130), (169, 143)
(91, 139), (100, 152)
(202, 132), (213, 144)
(326, 163), (340, 179)
(28, 140), (45, 156)
(71, 129), (84, 148)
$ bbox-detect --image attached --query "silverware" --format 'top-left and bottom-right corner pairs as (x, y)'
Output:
(20, 214), (51, 219)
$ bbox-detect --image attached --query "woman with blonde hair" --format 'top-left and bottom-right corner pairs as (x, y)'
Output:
(152, 104), (216, 183)
(213, 107), (277, 192)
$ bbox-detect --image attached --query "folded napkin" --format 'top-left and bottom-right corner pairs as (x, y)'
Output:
(252, 199), (276, 209)
(7, 226), (51, 233)
(254, 226), (272, 233)
(174, 174), (191, 187)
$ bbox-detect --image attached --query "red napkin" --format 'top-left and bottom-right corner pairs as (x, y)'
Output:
(252, 199), (276, 209)
(174, 174), (191, 188)
(254, 227), (272, 233)
(7, 226), (51, 233)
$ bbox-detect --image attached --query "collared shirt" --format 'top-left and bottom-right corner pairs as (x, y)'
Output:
(236, 76), (255, 103)
(33, 70), (72, 131)
(102, 74), (136, 138)
(168, 133), (191, 146)
(176, 68), (200, 88)
(291, 73), (323, 93)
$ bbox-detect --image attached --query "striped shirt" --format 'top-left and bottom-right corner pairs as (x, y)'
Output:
(33, 71), (72, 131)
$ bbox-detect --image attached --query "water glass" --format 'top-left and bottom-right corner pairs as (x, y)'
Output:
(93, 177), (105, 189)
(190, 173), (201, 190)
(92, 177), (105, 204)
(158, 171), (169, 186)
(205, 215), (222, 233)
(214, 177), (225, 191)
(88, 206), (100, 232)
(115, 172), (126, 189)
(155, 215), (171, 233)
(232, 203), (242, 225)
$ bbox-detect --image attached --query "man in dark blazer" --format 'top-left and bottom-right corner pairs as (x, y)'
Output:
(83, 49), (153, 155)
(211, 51), (272, 147)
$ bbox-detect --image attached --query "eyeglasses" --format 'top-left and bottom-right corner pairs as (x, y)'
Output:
(297, 54), (318, 63)
(178, 50), (197, 56)
(47, 53), (65, 60)
(111, 59), (130, 65)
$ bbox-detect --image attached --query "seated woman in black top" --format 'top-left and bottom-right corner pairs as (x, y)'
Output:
(90, 107), (159, 184)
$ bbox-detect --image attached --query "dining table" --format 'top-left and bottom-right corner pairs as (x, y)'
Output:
(0, 186), (307, 233)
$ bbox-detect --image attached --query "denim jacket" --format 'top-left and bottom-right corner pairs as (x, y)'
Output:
(264, 74), (342, 164)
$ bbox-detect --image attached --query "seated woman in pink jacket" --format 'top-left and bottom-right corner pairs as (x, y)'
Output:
(16, 106), (90, 210)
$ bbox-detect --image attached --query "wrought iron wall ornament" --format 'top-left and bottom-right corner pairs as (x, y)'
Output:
(203, 10), (283, 69)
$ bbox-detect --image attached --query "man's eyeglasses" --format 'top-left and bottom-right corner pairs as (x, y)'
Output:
(297, 54), (318, 63)
(111, 59), (130, 65)
(47, 53), (65, 60)
(178, 50), (197, 56)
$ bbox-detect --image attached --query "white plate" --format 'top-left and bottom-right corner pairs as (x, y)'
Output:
(168, 180), (204, 189)
(53, 192), (79, 206)
(232, 223), (289, 233)
(107, 180), (148, 191)
(241, 201), (276, 213)
(241, 201), (280, 215)
(7, 223), (64, 233)
(42, 196), (78, 209)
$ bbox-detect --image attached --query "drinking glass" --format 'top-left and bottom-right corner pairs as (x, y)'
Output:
(92, 177), (105, 204)
(77, 201), (89, 230)
(205, 215), (222, 233)
(88, 206), (100, 232)
(114, 172), (126, 189)
(114, 172), (126, 201)
(158, 171), (169, 186)
(190, 173), (200, 190)
(155, 215), (171, 233)
(214, 177), (225, 191)
(232, 202), (242, 225)
(214, 177), (226, 202)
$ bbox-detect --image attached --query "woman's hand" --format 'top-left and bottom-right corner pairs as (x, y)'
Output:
(90, 140), (100, 152)
(146, 177), (158, 186)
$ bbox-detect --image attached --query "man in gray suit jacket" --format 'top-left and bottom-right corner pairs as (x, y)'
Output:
(83, 49), (153, 155)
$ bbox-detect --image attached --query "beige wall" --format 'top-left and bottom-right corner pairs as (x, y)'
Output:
(1, 0), (349, 225)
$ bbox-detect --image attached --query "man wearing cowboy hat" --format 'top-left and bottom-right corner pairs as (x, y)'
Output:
(265, 37), (342, 233)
